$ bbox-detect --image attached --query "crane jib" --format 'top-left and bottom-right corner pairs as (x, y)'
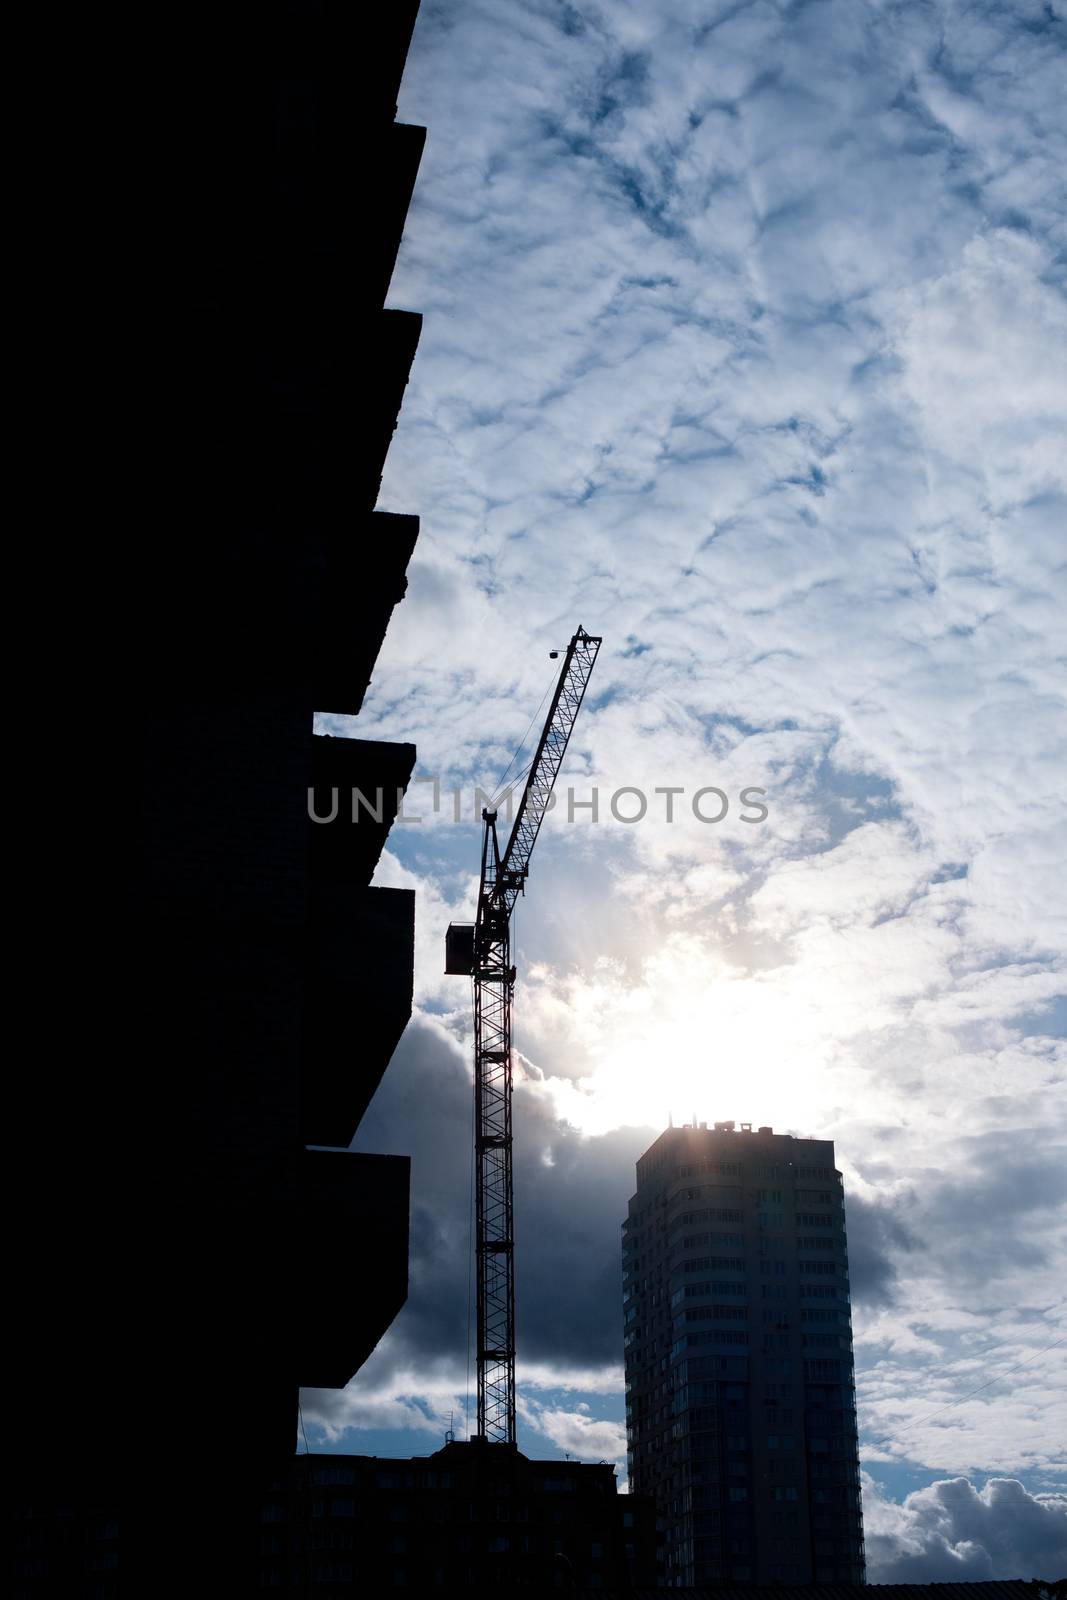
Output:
(497, 626), (602, 904)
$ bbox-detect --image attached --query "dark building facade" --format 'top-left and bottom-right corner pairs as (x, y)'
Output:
(623, 1121), (865, 1586)
(14, 3), (428, 1593)
(255, 1441), (657, 1592)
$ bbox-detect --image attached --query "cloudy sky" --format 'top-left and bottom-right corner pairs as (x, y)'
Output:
(306, 0), (1066, 1579)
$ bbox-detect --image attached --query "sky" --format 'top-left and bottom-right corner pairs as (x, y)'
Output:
(305, 0), (1066, 1580)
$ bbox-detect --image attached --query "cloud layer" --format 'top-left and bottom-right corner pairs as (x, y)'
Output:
(306, 0), (1067, 1572)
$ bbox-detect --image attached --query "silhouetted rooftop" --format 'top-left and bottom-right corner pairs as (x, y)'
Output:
(583, 1583), (1060, 1600)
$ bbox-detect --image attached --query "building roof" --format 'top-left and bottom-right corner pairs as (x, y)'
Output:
(588, 1584), (1062, 1600)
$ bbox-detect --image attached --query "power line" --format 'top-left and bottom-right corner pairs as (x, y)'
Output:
(494, 755), (535, 810)
(876, 1332), (1065, 1440)
(487, 662), (560, 809)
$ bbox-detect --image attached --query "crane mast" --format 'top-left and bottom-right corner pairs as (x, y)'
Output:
(447, 625), (601, 1445)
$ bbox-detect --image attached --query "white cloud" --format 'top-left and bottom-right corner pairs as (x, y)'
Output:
(519, 1360), (626, 1396)
(517, 1395), (627, 1467)
(301, 1356), (464, 1445)
(887, 229), (1067, 515)
(863, 1472), (1067, 1581)
(858, 1319), (1067, 1480)
(313, 0), (1067, 1562)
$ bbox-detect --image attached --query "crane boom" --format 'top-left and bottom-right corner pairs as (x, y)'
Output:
(447, 625), (601, 1445)
(499, 626), (603, 906)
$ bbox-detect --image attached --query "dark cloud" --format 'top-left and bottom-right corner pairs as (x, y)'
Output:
(350, 1017), (946, 1373)
(866, 1476), (1067, 1582)
(348, 1020), (472, 1370)
(844, 1190), (917, 1307)
(914, 1134), (1067, 1292)
(845, 1128), (1067, 1315)
(347, 1018), (1064, 1378)
(512, 1091), (650, 1365)
(348, 1016), (653, 1376)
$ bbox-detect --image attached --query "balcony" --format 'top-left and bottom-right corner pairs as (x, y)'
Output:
(300, 883), (415, 1146)
(293, 1148), (410, 1388)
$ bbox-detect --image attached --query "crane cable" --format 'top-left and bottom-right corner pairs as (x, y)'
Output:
(486, 661), (561, 811)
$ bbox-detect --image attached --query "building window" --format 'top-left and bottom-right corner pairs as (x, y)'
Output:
(313, 1466), (355, 1486)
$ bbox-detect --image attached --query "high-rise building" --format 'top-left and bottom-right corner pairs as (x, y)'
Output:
(622, 1120), (866, 1586)
(13, 4), (429, 1592)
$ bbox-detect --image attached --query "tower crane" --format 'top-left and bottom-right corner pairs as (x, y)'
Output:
(445, 625), (601, 1445)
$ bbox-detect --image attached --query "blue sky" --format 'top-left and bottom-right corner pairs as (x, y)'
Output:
(307, 0), (1066, 1579)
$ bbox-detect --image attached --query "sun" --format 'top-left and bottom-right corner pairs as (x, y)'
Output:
(521, 932), (853, 1139)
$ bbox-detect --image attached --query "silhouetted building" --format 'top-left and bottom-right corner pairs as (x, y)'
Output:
(254, 1441), (657, 1592)
(14, 2), (428, 1593)
(623, 1122), (865, 1586)
(546, 1586), (1058, 1600)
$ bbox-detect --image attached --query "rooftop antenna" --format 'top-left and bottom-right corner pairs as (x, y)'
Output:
(445, 1410), (455, 1446)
